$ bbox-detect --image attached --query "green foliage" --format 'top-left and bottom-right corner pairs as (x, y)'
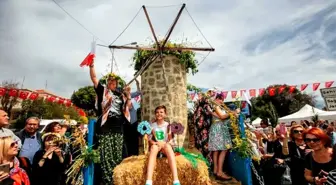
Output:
(99, 73), (126, 88)
(251, 84), (316, 122)
(132, 41), (198, 75)
(71, 86), (96, 112)
(187, 83), (201, 92)
(0, 80), (20, 117)
(267, 102), (278, 128)
(233, 138), (253, 159)
(14, 98), (80, 129)
(82, 147), (100, 167)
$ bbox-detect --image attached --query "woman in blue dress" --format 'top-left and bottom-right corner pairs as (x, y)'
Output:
(207, 94), (235, 181)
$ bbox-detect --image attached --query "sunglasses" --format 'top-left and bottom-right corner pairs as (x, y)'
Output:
(10, 141), (18, 148)
(304, 138), (320, 143)
(293, 130), (303, 134)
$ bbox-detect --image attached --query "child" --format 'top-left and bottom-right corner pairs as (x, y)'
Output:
(145, 105), (181, 185)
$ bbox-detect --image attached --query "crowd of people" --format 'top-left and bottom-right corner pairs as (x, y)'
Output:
(193, 90), (336, 185)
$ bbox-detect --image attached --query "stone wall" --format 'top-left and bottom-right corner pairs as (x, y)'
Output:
(140, 55), (187, 151)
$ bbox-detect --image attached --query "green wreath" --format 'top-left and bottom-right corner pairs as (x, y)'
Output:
(132, 41), (198, 75)
(99, 73), (126, 88)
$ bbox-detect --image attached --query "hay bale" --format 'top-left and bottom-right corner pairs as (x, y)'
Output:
(113, 155), (211, 185)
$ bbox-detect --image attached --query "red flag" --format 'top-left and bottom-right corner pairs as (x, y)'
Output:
(259, 88), (265, 96)
(325, 81), (334, 88)
(269, 88), (276, 96)
(58, 98), (65, 104)
(241, 101), (247, 108)
(231, 91), (237, 98)
(312, 83), (320, 91)
(0, 87), (6, 96)
(18, 91), (29, 100)
(221, 91), (228, 99)
(278, 86), (285, 94)
(80, 41), (96, 67)
(135, 95), (141, 103)
(47, 96), (56, 102)
(289, 86), (296, 93)
(249, 89), (256, 97)
(28, 92), (39, 100)
(9, 89), (18, 97)
(65, 100), (72, 107)
(240, 90), (246, 96)
(301, 84), (308, 91)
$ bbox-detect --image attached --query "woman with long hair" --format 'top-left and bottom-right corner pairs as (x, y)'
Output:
(304, 127), (334, 185)
(0, 136), (30, 185)
(282, 124), (309, 185)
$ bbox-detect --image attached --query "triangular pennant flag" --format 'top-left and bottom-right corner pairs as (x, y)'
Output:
(325, 81), (334, 88)
(312, 83), (320, 91)
(249, 89), (256, 97)
(301, 84), (308, 91)
(0, 87), (6, 96)
(289, 86), (296, 93)
(9, 89), (18, 97)
(80, 40), (96, 67)
(278, 86), (285, 94)
(18, 91), (29, 100)
(259, 88), (265, 96)
(222, 91), (228, 99)
(28, 92), (39, 100)
(231, 91), (237, 98)
(269, 88), (276, 96)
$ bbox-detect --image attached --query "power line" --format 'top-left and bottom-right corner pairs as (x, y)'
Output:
(109, 7), (142, 46)
(145, 4), (184, 8)
(50, 0), (107, 44)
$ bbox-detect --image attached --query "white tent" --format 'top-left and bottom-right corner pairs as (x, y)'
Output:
(319, 111), (336, 121)
(279, 104), (326, 123)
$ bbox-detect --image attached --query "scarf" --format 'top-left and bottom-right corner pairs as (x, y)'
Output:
(100, 86), (130, 126)
(9, 157), (30, 185)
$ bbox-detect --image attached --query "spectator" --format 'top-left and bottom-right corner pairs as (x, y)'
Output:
(304, 128), (334, 185)
(0, 136), (30, 185)
(16, 117), (42, 164)
(0, 110), (21, 148)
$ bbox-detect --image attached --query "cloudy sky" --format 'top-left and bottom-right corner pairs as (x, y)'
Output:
(0, 0), (335, 105)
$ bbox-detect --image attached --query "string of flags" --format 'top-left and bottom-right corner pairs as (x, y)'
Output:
(189, 81), (334, 101)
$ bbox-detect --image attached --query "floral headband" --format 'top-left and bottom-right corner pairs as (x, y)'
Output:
(99, 73), (126, 87)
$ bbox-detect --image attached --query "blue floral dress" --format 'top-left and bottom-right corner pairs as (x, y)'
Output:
(208, 107), (232, 151)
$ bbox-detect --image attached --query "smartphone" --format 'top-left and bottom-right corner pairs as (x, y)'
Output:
(280, 123), (286, 135)
(0, 163), (10, 173)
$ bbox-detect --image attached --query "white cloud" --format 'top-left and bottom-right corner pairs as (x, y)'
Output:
(0, 0), (335, 106)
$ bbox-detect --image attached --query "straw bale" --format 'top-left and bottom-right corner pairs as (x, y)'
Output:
(113, 155), (211, 185)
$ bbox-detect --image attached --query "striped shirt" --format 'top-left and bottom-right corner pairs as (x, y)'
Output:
(326, 170), (336, 185)
(0, 127), (22, 148)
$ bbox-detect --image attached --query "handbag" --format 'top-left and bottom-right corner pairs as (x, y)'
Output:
(281, 165), (292, 185)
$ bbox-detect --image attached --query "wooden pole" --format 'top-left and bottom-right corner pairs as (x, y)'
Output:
(109, 45), (215, 52)
(142, 6), (160, 47)
(161, 3), (186, 48)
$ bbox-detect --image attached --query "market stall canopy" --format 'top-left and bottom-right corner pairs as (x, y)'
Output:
(318, 111), (336, 121)
(279, 104), (325, 123)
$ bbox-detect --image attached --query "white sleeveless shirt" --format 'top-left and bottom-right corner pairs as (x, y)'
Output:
(151, 121), (169, 142)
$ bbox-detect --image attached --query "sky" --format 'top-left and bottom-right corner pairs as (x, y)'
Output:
(0, 0), (335, 107)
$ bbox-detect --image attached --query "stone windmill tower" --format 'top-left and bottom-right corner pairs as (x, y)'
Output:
(109, 4), (214, 150)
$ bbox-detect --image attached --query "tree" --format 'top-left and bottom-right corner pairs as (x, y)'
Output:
(0, 80), (20, 117)
(71, 86), (96, 114)
(14, 98), (80, 129)
(251, 84), (316, 122)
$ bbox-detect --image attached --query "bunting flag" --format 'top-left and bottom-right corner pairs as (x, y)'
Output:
(135, 95), (141, 103)
(231, 91), (237, 98)
(249, 89), (256, 97)
(325, 81), (334, 88)
(9, 89), (18, 97)
(190, 93), (195, 101)
(301, 84), (308, 91)
(80, 40), (96, 67)
(269, 88), (276, 96)
(28, 92), (39, 100)
(222, 91), (228, 99)
(58, 98), (65, 104)
(259, 88), (265, 96)
(0, 87), (6, 96)
(18, 91), (29, 100)
(47, 96), (56, 102)
(312, 83), (320, 91)
(289, 86), (296, 93)
(278, 86), (285, 94)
